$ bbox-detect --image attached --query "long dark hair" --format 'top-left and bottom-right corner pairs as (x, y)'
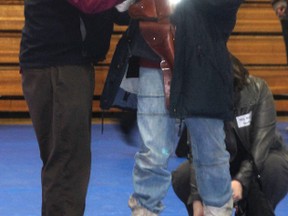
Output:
(230, 54), (249, 92)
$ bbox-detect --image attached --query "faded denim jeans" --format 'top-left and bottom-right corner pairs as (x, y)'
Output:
(131, 67), (232, 214)
(185, 118), (232, 207)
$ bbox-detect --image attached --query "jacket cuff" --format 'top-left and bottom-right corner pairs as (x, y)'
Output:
(187, 193), (202, 206)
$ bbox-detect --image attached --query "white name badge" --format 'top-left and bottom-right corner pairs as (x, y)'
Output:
(236, 111), (252, 128)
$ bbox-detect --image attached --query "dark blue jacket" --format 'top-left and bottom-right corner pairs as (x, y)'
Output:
(169, 0), (243, 120)
(101, 0), (243, 121)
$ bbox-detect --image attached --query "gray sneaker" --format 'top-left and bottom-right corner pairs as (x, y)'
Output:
(128, 196), (158, 216)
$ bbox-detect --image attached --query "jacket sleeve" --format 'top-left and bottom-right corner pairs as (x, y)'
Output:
(67, 0), (124, 14)
(249, 79), (276, 173)
(234, 78), (277, 192)
(192, 0), (243, 41)
(80, 9), (115, 63)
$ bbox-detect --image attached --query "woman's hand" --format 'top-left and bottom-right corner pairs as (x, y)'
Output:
(192, 200), (204, 216)
(231, 180), (243, 202)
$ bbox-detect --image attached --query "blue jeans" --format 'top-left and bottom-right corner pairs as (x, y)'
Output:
(132, 67), (232, 213)
(185, 118), (232, 207)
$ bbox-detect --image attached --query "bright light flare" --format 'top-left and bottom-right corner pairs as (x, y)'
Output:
(169, 0), (181, 6)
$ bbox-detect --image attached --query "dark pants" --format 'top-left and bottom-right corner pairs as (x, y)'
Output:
(172, 151), (288, 216)
(21, 64), (95, 216)
(281, 19), (288, 64)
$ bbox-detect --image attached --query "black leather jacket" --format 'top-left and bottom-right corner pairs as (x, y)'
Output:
(231, 75), (288, 192)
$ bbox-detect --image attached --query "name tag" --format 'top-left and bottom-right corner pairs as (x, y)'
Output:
(236, 111), (252, 128)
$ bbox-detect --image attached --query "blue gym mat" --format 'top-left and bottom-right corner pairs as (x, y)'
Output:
(0, 123), (287, 216)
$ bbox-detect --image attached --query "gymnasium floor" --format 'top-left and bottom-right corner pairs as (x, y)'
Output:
(0, 122), (287, 216)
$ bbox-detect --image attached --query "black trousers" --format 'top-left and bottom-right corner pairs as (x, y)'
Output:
(172, 151), (288, 216)
(21, 64), (95, 216)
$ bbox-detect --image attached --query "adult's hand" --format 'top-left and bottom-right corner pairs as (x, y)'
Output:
(231, 180), (243, 202)
(192, 200), (204, 216)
